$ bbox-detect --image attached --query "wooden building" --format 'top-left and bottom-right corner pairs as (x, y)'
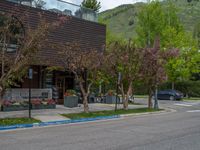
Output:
(0, 0), (106, 104)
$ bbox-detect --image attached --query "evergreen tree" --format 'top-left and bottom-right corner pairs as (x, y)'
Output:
(81, 0), (101, 12)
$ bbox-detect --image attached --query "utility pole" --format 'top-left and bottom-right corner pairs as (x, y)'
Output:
(28, 68), (33, 118)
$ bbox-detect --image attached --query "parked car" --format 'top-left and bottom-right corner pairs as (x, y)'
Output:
(156, 90), (183, 101)
(128, 95), (135, 103)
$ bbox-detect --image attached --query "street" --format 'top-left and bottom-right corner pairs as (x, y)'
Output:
(0, 100), (200, 150)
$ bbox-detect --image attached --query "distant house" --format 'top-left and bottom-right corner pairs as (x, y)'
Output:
(0, 0), (106, 104)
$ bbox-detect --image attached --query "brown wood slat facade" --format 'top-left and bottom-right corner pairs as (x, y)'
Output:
(0, 0), (106, 67)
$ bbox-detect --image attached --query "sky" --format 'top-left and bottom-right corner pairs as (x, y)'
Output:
(62, 0), (147, 12)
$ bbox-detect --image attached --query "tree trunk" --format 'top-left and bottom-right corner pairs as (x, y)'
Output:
(148, 90), (153, 108)
(0, 86), (4, 107)
(171, 82), (175, 90)
(83, 94), (89, 113)
(124, 97), (129, 110)
(79, 81), (91, 113)
(119, 84), (125, 109)
(99, 84), (102, 95)
(1, 33), (6, 76)
(124, 81), (132, 110)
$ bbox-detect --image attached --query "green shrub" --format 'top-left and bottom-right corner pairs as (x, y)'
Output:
(160, 81), (200, 97)
(133, 80), (200, 97)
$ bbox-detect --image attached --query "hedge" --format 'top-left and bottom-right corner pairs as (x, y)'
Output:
(159, 81), (200, 97)
(133, 81), (200, 97)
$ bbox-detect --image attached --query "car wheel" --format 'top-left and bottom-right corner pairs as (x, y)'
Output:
(169, 96), (175, 101)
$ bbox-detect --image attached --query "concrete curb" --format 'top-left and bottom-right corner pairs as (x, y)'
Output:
(0, 108), (176, 131)
(0, 115), (120, 131)
(120, 108), (176, 117)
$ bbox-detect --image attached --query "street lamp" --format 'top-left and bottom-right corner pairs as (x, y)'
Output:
(28, 68), (33, 118)
(154, 84), (159, 110)
(115, 72), (121, 111)
(84, 68), (88, 103)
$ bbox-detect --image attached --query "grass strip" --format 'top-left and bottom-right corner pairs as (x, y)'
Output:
(134, 95), (148, 98)
(62, 108), (161, 119)
(183, 97), (200, 101)
(0, 118), (41, 126)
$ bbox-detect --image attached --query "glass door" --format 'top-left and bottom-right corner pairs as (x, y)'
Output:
(55, 76), (65, 104)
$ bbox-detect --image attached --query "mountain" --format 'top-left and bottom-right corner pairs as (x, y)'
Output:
(99, 0), (200, 40)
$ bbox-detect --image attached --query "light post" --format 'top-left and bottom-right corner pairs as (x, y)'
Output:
(115, 72), (121, 111)
(154, 84), (159, 109)
(28, 68), (33, 118)
(154, 47), (159, 110)
(84, 68), (88, 103)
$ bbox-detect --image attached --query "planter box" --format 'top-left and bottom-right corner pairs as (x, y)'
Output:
(32, 104), (56, 110)
(1, 105), (28, 112)
(64, 96), (78, 108)
(105, 96), (120, 104)
(1, 104), (56, 111)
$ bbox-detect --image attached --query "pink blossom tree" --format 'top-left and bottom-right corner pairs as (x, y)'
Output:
(106, 40), (144, 110)
(0, 10), (68, 103)
(141, 37), (179, 108)
(58, 42), (103, 113)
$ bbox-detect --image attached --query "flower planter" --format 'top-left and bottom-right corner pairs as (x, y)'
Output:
(1, 104), (56, 111)
(64, 96), (78, 108)
(1, 105), (28, 112)
(32, 104), (56, 110)
(105, 95), (120, 104)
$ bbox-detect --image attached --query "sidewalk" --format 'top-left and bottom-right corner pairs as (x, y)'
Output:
(0, 103), (146, 122)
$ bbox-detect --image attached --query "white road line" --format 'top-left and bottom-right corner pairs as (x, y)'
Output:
(174, 102), (200, 107)
(174, 104), (192, 107)
(187, 110), (200, 113)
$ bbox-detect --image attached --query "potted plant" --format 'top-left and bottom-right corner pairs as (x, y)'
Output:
(31, 99), (42, 109)
(45, 99), (56, 109)
(1, 99), (56, 111)
(105, 90), (118, 104)
(32, 99), (56, 109)
(1, 100), (27, 111)
(20, 101), (29, 109)
(64, 90), (78, 108)
(1, 100), (12, 111)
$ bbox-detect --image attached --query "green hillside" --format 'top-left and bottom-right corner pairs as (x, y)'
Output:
(99, 0), (200, 40)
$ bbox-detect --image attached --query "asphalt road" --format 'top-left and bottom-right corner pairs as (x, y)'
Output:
(0, 100), (200, 150)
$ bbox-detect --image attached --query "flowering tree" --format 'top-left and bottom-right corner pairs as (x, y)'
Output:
(106, 40), (143, 110)
(141, 37), (179, 108)
(0, 10), (67, 103)
(59, 42), (103, 113)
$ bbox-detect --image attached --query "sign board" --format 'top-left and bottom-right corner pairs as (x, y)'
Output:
(3, 88), (52, 101)
(28, 68), (33, 79)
